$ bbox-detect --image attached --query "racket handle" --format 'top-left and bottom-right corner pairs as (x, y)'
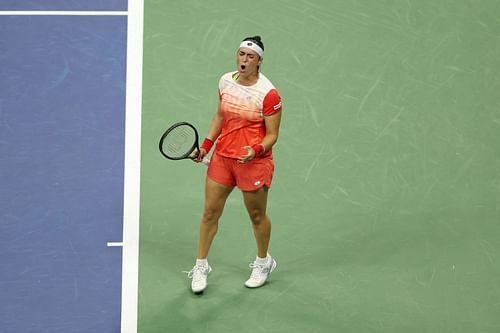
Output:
(202, 158), (210, 166)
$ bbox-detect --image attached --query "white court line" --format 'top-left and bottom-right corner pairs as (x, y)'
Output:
(122, 1), (144, 333)
(1, 5), (143, 332)
(107, 242), (124, 247)
(0, 11), (128, 16)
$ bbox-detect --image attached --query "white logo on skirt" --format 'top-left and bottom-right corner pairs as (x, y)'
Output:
(254, 181), (261, 186)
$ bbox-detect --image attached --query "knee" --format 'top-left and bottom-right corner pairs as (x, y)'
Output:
(248, 209), (266, 226)
(201, 206), (222, 225)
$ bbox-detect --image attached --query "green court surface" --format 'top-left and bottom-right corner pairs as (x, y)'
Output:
(138, 1), (500, 332)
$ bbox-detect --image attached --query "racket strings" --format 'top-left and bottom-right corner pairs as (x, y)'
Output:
(161, 125), (197, 158)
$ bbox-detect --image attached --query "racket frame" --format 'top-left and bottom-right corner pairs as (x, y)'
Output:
(158, 121), (200, 160)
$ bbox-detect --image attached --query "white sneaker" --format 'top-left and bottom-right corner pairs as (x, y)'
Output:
(186, 264), (212, 294)
(244, 256), (277, 288)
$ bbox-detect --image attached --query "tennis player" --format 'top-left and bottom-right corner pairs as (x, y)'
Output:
(187, 35), (283, 294)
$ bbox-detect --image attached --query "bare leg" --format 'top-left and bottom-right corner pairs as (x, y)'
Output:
(196, 178), (233, 259)
(242, 187), (271, 258)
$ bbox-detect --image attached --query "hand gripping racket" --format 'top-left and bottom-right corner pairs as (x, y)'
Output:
(159, 122), (210, 165)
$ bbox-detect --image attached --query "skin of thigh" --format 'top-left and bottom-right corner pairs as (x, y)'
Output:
(242, 186), (269, 223)
(203, 177), (234, 221)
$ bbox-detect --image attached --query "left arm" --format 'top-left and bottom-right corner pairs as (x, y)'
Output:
(260, 111), (282, 152)
(238, 111), (282, 163)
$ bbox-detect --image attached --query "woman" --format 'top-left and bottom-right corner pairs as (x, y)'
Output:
(188, 35), (282, 294)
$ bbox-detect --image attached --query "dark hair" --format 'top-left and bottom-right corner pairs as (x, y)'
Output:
(242, 35), (264, 53)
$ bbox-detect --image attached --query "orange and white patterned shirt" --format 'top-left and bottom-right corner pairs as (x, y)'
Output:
(214, 72), (282, 159)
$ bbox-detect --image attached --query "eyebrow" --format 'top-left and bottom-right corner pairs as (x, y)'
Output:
(239, 50), (257, 56)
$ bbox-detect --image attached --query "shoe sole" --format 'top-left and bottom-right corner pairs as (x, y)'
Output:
(245, 259), (277, 288)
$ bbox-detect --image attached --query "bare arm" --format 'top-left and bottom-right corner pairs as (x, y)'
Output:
(238, 111), (282, 163)
(260, 111), (282, 152)
(206, 107), (224, 142)
(195, 106), (224, 162)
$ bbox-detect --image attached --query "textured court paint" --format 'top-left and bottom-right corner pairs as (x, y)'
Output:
(139, 1), (500, 332)
(0, 0), (127, 11)
(0, 15), (126, 332)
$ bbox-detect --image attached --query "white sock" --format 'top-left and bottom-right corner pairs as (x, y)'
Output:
(196, 258), (208, 267)
(255, 255), (268, 265)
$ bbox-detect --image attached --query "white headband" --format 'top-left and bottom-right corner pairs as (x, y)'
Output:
(239, 40), (264, 57)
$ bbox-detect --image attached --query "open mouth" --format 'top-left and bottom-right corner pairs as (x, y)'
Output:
(240, 64), (246, 71)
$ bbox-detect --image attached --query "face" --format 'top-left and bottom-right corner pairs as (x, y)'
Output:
(236, 47), (262, 77)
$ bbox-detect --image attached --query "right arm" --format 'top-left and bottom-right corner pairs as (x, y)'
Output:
(196, 106), (223, 162)
(206, 106), (224, 142)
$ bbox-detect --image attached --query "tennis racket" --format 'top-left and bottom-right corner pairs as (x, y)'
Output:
(159, 121), (210, 166)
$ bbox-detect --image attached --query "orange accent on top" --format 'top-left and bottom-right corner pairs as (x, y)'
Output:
(214, 72), (282, 159)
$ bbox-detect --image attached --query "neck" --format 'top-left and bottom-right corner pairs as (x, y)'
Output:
(236, 72), (259, 86)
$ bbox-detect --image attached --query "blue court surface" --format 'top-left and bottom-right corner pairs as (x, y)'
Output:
(0, 3), (132, 332)
(0, 1), (127, 11)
